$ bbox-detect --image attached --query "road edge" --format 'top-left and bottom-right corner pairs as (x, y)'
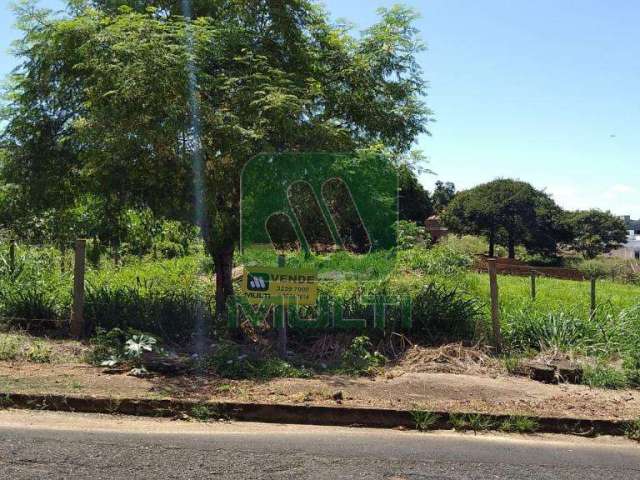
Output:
(0, 392), (635, 437)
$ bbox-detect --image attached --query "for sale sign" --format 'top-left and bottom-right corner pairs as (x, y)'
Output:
(241, 267), (318, 305)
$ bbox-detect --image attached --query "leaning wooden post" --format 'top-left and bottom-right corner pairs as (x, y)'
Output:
(590, 276), (597, 317)
(70, 239), (86, 338)
(487, 258), (503, 353)
(530, 270), (537, 300)
(276, 254), (288, 357)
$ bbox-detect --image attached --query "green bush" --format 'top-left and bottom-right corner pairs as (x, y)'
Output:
(398, 244), (473, 276)
(203, 341), (311, 379)
(85, 284), (211, 342)
(340, 335), (386, 375)
(582, 362), (629, 389)
(410, 283), (481, 343)
(503, 309), (597, 352)
(395, 221), (431, 250)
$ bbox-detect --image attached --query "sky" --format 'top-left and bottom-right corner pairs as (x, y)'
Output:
(1, 0), (639, 217)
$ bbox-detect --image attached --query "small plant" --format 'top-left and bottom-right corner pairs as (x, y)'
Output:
(499, 416), (539, 433)
(26, 340), (52, 363)
(502, 356), (521, 375)
(0, 394), (13, 409)
(340, 336), (386, 375)
(625, 419), (640, 442)
(0, 334), (23, 361)
(449, 413), (495, 433)
(411, 410), (440, 432)
(582, 363), (629, 390)
(395, 221), (431, 250)
(190, 403), (227, 422)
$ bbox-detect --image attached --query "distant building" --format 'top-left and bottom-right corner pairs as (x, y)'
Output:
(610, 228), (640, 260)
(425, 215), (449, 243)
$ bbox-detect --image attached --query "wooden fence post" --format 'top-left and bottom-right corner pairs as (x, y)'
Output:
(590, 276), (597, 317)
(530, 270), (537, 300)
(70, 239), (86, 338)
(277, 254), (288, 357)
(487, 258), (503, 353)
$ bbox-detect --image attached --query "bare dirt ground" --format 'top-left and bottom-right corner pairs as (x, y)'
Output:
(1, 358), (639, 420)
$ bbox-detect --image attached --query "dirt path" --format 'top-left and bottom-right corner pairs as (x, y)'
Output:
(1, 362), (639, 420)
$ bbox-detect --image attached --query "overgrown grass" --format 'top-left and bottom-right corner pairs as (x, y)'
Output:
(582, 363), (629, 390)
(499, 416), (539, 433)
(0, 332), (54, 363)
(449, 413), (495, 433)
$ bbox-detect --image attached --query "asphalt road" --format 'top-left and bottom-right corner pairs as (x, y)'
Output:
(0, 410), (638, 479)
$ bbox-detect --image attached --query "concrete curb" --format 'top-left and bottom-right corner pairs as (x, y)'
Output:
(0, 392), (632, 437)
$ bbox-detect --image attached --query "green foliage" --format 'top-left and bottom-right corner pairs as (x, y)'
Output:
(0, 333), (23, 361)
(503, 310), (597, 352)
(502, 355), (522, 374)
(189, 404), (227, 422)
(432, 181), (456, 214)
(449, 413), (495, 432)
(582, 363), (629, 390)
(443, 179), (568, 258)
(340, 336), (386, 375)
(25, 339), (52, 363)
(399, 243), (473, 276)
(203, 341), (311, 380)
(564, 210), (628, 259)
(395, 221), (430, 250)
(499, 416), (539, 433)
(625, 419), (640, 442)
(410, 283), (481, 343)
(3, 1), (431, 317)
(398, 163), (433, 222)
(411, 410), (440, 431)
(89, 327), (159, 368)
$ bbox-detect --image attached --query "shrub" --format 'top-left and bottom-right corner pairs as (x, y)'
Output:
(499, 416), (539, 433)
(503, 309), (597, 352)
(340, 335), (386, 375)
(25, 340), (52, 363)
(395, 221), (431, 250)
(582, 363), (629, 389)
(85, 284), (211, 342)
(0, 333), (23, 361)
(449, 413), (495, 432)
(203, 341), (311, 379)
(411, 410), (440, 431)
(410, 283), (481, 343)
(399, 244), (473, 276)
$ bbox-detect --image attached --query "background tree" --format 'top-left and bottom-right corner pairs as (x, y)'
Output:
(431, 180), (455, 213)
(2, 1), (431, 318)
(398, 163), (433, 223)
(442, 178), (566, 258)
(564, 209), (628, 259)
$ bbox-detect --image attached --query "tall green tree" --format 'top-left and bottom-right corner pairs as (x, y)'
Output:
(431, 180), (455, 214)
(2, 1), (431, 318)
(442, 179), (567, 258)
(564, 209), (628, 259)
(398, 163), (433, 223)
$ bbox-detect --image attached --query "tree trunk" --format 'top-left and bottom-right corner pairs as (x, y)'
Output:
(508, 236), (516, 259)
(214, 243), (235, 321)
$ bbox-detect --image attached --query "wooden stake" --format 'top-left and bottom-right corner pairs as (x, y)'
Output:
(530, 270), (537, 300)
(487, 258), (503, 353)
(590, 276), (597, 317)
(70, 239), (86, 338)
